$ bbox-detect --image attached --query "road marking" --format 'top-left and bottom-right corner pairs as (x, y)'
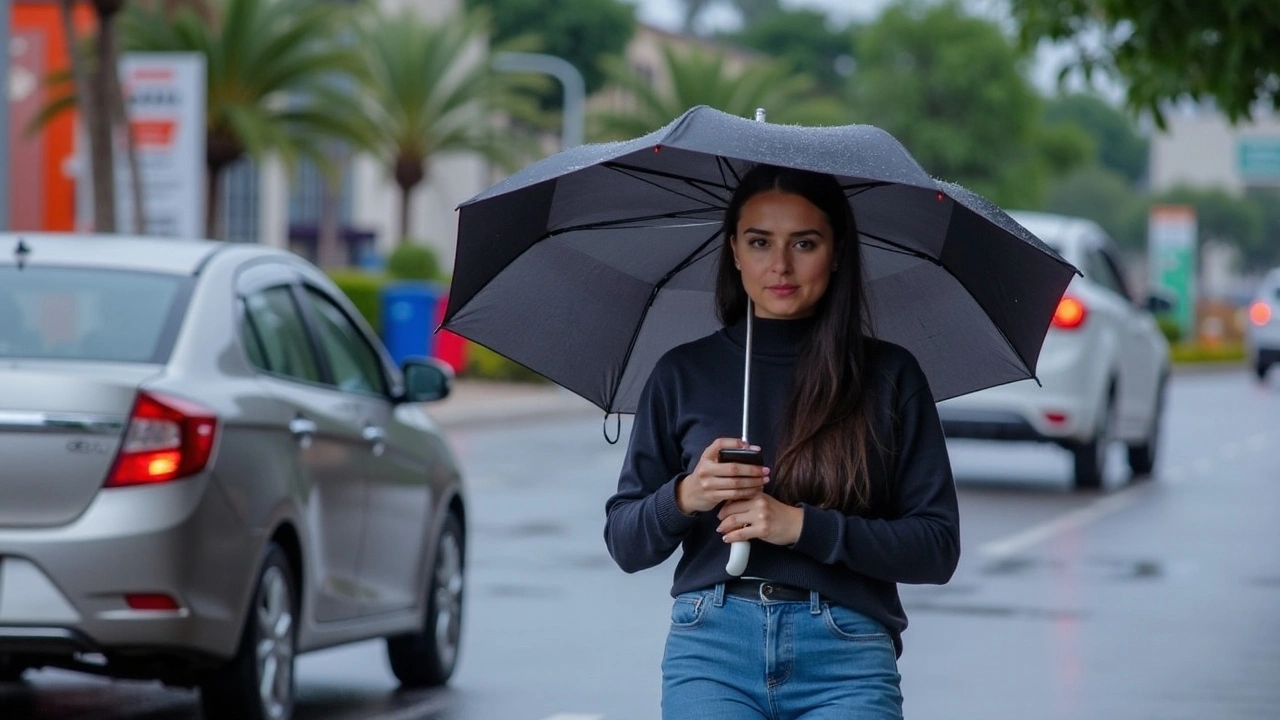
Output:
(979, 489), (1142, 558)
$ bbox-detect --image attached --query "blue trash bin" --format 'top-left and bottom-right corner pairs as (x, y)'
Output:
(380, 282), (440, 367)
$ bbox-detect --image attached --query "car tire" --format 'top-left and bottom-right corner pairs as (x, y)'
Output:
(1255, 361), (1269, 382)
(1071, 389), (1114, 491)
(1127, 377), (1167, 478)
(387, 513), (465, 689)
(200, 543), (297, 720)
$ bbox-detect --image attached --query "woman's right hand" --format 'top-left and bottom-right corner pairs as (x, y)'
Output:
(675, 438), (770, 515)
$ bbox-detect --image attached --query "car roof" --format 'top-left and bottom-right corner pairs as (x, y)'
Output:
(1005, 210), (1107, 255)
(0, 232), (268, 275)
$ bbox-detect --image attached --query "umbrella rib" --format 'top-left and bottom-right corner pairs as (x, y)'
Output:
(843, 181), (894, 196)
(605, 166), (730, 209)
(603, 161), (734, 199)
(605, 225), (724, 413)
(548, 209), (723, 237)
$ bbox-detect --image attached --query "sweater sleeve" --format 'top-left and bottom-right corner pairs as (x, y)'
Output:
(604, 361), (698, 573)
(789, 360), (961, 585)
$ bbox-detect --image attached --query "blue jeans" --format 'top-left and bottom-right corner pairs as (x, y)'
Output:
(661, 583), (903, 720)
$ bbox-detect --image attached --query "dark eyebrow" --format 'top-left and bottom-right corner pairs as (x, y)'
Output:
(741, 228), (824, 237)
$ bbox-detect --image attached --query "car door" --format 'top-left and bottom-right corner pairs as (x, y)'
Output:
(238, 272), (369, 623)
(297, 284), (432, 615)
(1088, 245), (1163, 437)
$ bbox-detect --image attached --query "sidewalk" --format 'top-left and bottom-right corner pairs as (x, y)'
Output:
(425, 379), (600, 429)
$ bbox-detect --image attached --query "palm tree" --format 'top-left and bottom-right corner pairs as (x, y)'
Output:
(591, 44), (845, 141)
(119, 0), (374, 237)
(358, 9), (529, 243)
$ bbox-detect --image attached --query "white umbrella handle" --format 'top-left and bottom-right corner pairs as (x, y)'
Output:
(726, 540), (750, 576)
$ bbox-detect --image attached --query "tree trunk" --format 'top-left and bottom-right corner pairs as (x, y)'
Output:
(58, 0), (99, 230)
(394, 155), (425, 244)
(100, 9), (146, 233)
(205, 165), (221, 239)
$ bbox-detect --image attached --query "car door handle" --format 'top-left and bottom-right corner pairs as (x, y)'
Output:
(288, 417), (318, 449)
(362, 425), (386, 444)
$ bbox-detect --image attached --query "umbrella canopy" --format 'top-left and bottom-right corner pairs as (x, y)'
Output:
(443, 105), (1078, 414)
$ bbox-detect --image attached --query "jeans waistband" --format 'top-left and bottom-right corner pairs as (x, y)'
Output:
(724, 579), (812, 603)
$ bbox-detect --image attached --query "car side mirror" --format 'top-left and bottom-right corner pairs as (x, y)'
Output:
(400, 358), (453, 403)
(1144, 293), (1174, 315)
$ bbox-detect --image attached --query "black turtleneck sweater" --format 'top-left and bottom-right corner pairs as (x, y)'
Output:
(604, 316), (960, 654)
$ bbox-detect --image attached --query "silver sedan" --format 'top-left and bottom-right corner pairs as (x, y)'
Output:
(0, 234), (466, 720)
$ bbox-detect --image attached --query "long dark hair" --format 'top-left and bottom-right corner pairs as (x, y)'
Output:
(715, 164), (878, 512)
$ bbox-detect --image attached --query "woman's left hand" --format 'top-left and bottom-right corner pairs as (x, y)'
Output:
(716, 495), (805, 546)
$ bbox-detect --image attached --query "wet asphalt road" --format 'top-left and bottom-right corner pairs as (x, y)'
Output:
(3, 368), (1278, 719)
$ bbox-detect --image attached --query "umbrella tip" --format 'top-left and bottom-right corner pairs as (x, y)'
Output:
(755, 108), (767, 123)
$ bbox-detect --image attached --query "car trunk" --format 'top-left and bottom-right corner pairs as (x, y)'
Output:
(0, 362), (159, 528)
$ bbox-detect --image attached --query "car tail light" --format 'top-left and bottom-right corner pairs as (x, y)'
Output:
(1052, 296), (1087, 330)
(106, 391), (218, 488)
(1250, 301), (1272, 326)
(125, 593), (182, 611)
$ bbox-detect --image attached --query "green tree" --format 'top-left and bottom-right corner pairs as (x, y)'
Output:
(1045, 93), (1149, 184)
(359, 9), (529, 243)
(591, 44), (845, 140)
(120, 0), (373, 238)
(730, 8), (853, 92)
(1044, 166), (1147, 250)
(1009, 0), (1280, 125)
(849, 0), (1088, 208)
(464, 0), (635, 100)
(679, 0), (781, 34)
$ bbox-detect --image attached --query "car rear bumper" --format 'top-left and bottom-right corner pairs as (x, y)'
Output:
(0, 476), (258, 665)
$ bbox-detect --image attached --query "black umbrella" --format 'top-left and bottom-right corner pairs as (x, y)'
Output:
(442, 105), (1078, 418)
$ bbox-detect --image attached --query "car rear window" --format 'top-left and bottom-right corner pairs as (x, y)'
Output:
(0, 266), (190, 363)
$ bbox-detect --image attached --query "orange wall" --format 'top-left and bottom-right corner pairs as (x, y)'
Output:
(12, 2), (95, 231)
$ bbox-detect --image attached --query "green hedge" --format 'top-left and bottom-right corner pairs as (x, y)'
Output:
(327, 270), (386, 334)
(1170, 342), (1245, 364)
(465, 344), (549, 383)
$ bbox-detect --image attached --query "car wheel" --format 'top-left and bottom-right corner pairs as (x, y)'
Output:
(1127, 377), (1166, 478)
(387, 513), (465, 688)
(1072, 389), (1114, 491)
(1255, 361), (1270, 382)
(200, 543), (297, 720)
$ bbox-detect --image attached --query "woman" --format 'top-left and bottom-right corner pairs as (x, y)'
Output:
(604, 164), (960, 719)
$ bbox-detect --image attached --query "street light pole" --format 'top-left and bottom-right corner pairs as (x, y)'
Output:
(492, 51), (585, 150)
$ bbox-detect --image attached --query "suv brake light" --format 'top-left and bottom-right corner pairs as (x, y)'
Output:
(1250, 301), (1272, 326)
(106, 391), (218, 488)
(1052, 296), (1087, 330)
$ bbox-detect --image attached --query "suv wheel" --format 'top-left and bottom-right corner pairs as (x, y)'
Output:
(201, 543), (297, 720)
(1127, 377), (1166, 478)
(387, 513), (465, 688)
(1072, 390), (1114, 491)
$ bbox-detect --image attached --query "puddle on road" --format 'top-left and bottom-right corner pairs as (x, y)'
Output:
(981, 555), (1170, 582)
(904, 601), (1084, 622)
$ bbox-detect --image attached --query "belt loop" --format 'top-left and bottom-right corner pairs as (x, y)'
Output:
(810, 590), (821, 615)
(713, 582), (726, 607)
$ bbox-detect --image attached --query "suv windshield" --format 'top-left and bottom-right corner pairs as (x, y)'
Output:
(0, 266), (190, 363)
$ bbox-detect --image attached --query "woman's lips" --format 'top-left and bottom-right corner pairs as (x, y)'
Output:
(766, 285), (799, 297)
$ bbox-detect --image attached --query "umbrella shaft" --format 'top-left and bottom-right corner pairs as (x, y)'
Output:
(742, 298), (752, 443)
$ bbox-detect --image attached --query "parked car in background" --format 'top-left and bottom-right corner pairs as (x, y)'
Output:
(1246, 267), (1280, 381)
(0, 234), (466, 720)
(937, 211), (1172, 490)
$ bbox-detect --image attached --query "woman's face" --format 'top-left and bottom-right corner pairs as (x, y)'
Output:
(731, 190), (836, 320)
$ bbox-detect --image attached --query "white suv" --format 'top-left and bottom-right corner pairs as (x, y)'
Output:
(937, 211), (1172, 490)
(1246, 267), (1280, 381)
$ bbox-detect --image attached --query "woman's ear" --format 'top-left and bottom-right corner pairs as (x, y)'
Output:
(729, 235), (741, 270)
